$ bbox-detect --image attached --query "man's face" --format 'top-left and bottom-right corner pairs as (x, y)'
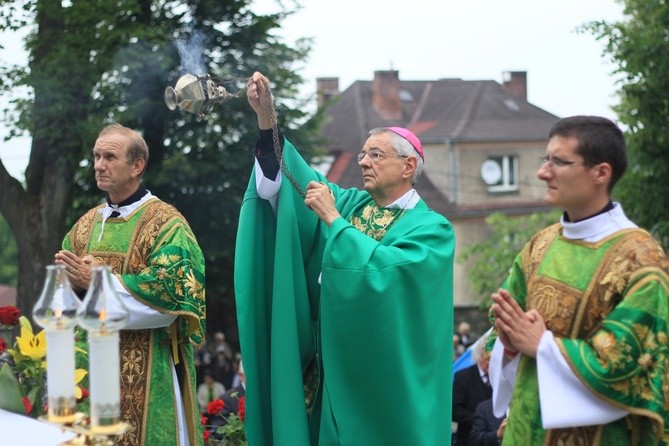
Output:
(93, 132), (139, 198)
(478, 357), (490, 374)
(239, 364), (245, 385)
(537, 135), (599, 216)
(357, 132), (409, 200)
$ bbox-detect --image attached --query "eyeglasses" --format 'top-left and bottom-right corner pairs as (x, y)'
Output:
(357, 149), (408, 163)
(538, 155), (586, 168)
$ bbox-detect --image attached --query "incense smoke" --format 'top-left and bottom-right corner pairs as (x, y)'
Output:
(175, 31), (207, 76)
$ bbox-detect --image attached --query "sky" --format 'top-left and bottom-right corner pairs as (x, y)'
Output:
(0, 0), (625, 181)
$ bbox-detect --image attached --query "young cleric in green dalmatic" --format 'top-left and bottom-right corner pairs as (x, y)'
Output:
(488, 116), (669, 445)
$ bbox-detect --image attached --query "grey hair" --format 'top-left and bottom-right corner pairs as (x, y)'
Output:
(98, 123), (149, 174)
(472, 333), (489, 362)
(368, 127), (424, 184)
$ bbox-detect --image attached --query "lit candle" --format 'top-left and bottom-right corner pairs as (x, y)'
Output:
(45, 327), (77, 423)
(88, 331), (121, 432)
(77, 266), (128, 432)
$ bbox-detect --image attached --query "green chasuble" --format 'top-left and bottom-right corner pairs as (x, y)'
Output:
(63, 197), (206, 446)
(235, 139), (455, 445)
(493, 224), (669, 446)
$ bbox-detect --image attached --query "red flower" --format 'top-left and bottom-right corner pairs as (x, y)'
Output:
(238, 396), (245, 422)
(206, 398), (224, 415)
(22, 397), (33, 415)
(203, 430), (211, 442)
(200, 415), (208, 425)
(0, 337), (5, 353)
(0, 305), (20, 326)
(77, 387), (90, 402)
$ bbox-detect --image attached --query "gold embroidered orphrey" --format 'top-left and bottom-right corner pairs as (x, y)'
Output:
(350, 201), (410, 241)
(66, 199), (203, 446)
(519, 224), (668, 446)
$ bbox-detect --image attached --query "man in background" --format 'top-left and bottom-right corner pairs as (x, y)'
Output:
(453, 335), (492, 445)
(198, 370), (226, 415)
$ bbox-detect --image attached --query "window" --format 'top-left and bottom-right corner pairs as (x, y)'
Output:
(480, 155), (518, 192)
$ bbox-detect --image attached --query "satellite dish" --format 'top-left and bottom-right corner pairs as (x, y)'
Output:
(481, 160), (502, 185)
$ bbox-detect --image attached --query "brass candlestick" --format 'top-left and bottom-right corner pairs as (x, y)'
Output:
(40, 412), (130, 445)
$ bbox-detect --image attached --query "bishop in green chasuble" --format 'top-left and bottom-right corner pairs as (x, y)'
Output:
(63, 197), (206, 446)
(235, 138), (455, 446)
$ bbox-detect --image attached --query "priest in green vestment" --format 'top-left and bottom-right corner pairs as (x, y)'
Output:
(235, 72), (455, 445)
(487, 115), (669, 445)
(55, 124), (206, 446)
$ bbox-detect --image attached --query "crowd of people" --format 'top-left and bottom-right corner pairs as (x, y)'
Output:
(193, 333), (247, 443)
(195, 342), (246, 435)
(49, 70), (668, 446)
(194, 331), (237, 390)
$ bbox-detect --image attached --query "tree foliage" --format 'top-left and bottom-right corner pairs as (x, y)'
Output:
(584, 0), (669, 249)
(0, 0), (323, 347)
(457, 211), (561, 308)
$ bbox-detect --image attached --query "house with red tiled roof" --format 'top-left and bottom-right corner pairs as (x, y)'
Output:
(315, 70), (559, 309)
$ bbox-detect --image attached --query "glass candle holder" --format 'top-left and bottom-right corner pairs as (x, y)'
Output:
(76, 266), (129, 432)
(32, 264), (81, 423)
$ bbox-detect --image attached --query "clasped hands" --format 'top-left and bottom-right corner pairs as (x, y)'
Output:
(54, 250), (100, 293)
(491, 289), (547, 358)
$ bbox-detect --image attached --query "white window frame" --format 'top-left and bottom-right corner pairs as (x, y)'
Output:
(486, 155), (519, 192)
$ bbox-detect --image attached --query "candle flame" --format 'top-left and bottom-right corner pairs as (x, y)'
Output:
(55, 308), (63, 318)
(99, 309), (107, 322)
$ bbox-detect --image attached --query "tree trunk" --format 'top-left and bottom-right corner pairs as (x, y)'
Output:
(6, 168), (72, 318)
(15, 217), (47, 319)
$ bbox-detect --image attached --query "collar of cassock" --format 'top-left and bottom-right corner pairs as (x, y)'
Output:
(96, 185), (154, 242)
(561, 201), (637, 242)
(384, 188), (420, 209)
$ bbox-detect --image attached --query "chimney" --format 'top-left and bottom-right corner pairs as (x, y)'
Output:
(373, 70), (401, 119)
(316, 77), (340, 109)
(502, 71), (527, 101)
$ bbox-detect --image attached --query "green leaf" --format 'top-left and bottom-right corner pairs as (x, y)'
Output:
(26, 385), (45, 417)
(0, 362), (26, 414)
